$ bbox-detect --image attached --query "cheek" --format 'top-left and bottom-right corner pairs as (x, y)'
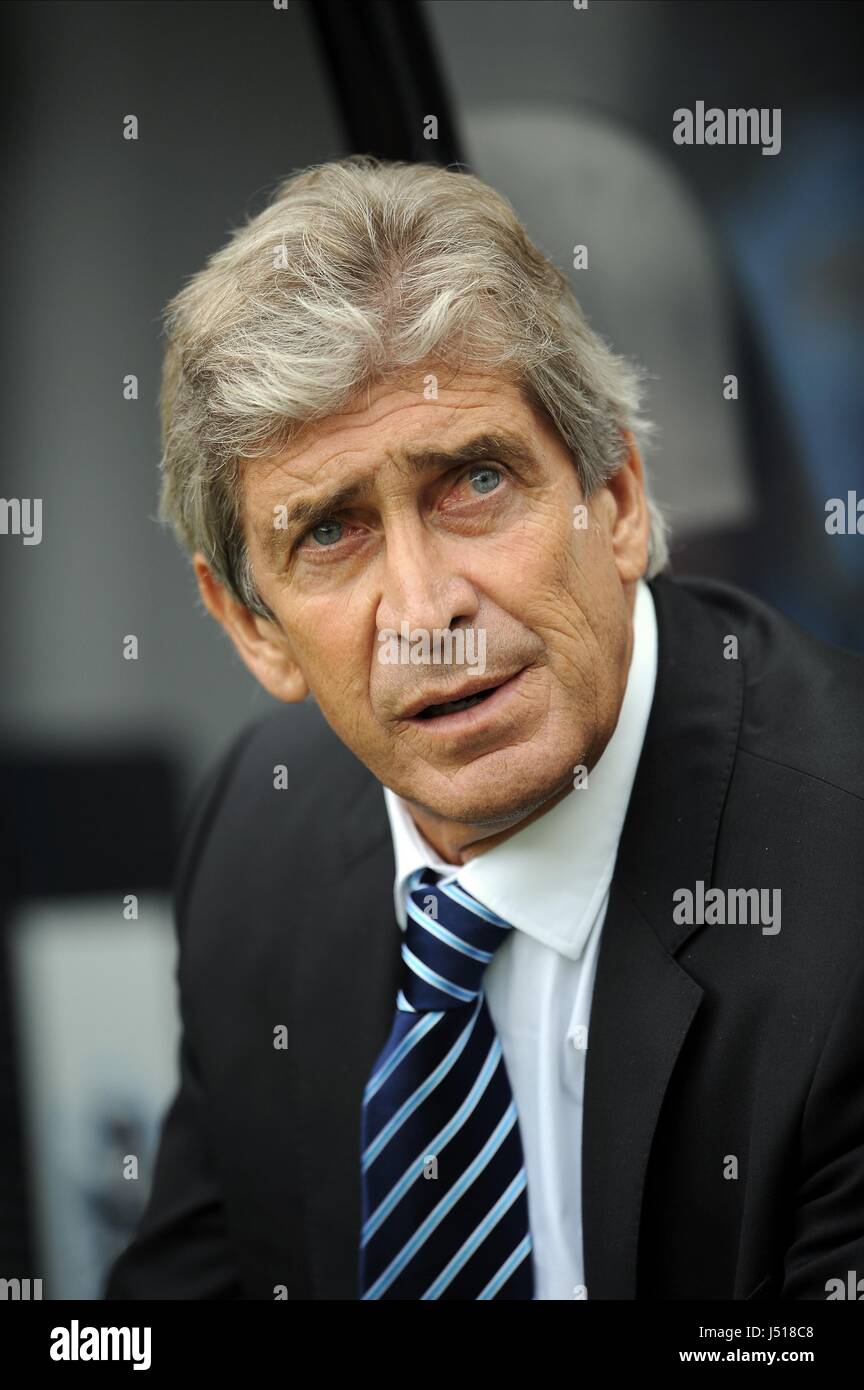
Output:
(521, 507), (609, 621)
(555, 593), (629, 719)
(286, 594), (360, 672)
(312, 648), (370, 707)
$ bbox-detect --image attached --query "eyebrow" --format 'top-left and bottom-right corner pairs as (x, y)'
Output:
(253, 430), (539, 567)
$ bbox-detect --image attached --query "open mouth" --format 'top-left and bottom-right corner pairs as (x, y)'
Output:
(415, 683), (502, 719)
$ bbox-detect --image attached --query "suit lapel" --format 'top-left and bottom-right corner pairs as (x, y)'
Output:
(582, 575), (743, 1298)
(581, 882), (703, 1297)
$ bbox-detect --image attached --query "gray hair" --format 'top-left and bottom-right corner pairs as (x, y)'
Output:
(158, 154), (669, 619)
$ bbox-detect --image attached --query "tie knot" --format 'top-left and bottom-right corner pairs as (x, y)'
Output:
(399, 867), (514, 1012)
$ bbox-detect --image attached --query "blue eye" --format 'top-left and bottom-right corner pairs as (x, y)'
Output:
(468, 465), (501, 494)
(298, 465), (503, 556)
(309, 520), (343, 546)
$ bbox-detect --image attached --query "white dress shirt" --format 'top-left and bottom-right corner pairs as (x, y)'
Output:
(382, 577), (658, 1299)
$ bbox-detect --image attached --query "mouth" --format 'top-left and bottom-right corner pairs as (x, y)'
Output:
(400, 667), (530, 735)
(415, 683), (502, 719)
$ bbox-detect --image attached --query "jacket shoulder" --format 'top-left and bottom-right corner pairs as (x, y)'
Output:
(174, 699), (381, 938)
(652, 573), (864, 802)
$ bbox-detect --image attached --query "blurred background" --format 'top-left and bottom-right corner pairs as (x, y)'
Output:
(0, 0), (861, 1298)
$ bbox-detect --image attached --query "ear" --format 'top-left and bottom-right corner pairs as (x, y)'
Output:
(192, 553), (310, 703)
(604, 430), (650, 584)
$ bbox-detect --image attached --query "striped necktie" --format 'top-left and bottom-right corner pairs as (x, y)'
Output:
(358, 865), (534, 1299)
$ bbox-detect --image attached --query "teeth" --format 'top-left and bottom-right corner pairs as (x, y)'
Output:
(421, 688), (493, 718)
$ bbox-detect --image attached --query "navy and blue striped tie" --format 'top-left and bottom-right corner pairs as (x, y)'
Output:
(358, 866), (535, 1299)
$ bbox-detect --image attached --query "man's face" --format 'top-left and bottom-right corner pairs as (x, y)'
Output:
(211, 367), (648, 831)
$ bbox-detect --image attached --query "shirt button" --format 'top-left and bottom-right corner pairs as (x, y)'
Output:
(569, 1025), (587, 1051)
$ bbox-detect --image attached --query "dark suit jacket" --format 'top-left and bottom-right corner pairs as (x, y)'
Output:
(104, 573), (864, 1300)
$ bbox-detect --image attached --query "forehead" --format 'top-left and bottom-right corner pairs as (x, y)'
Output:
(245, 371), (540, 496)
(257, 372), (533, 484)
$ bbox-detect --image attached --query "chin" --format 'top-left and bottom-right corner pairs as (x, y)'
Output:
(412, 750), (574, 829)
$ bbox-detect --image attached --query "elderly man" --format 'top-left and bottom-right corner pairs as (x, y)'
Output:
(104, 156), (864, 1301)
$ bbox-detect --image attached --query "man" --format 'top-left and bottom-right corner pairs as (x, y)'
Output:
(104, 156), (864, 1301)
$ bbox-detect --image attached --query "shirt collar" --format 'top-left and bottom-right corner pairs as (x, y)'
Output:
(383, 577), (658, 961)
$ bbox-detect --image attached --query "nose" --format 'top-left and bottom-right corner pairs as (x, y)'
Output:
(376, 521), (479, 640)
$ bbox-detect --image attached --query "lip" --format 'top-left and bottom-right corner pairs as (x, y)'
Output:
(398, 668), (524, 721)
(402, 666), (530, 735)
